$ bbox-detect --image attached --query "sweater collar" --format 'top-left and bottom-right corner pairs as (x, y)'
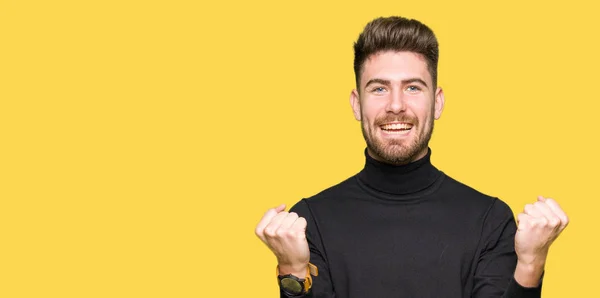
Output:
(357, 147), (441, 195)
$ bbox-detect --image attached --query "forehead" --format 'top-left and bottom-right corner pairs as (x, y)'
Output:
(361, 51), (432, 87)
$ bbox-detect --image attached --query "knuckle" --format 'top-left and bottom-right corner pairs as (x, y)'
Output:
(296, 217), (307, 227)
(518, 218), (529, 226)
(276, 228), (287, 237)
(524, 204), (534, 212)
(274, 211), (287, 218)
(517, 221), (529, 230)
(264, 227), (277, 237)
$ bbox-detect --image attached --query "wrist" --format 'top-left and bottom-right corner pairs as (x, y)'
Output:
(517, 251), (547, 269)
(277, 263), (308, 278)
(514, 259), (545, 288)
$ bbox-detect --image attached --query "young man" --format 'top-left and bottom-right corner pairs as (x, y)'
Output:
(256, 16), (568, 297)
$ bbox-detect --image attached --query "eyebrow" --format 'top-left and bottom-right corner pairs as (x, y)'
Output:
(364, 77), (429, 89)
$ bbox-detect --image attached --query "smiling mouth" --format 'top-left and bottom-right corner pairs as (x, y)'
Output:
(380, 122), (413, 134)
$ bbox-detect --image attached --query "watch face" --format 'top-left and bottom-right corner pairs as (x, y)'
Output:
(281, 277), (303, 295)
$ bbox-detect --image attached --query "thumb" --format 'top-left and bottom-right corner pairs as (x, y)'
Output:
(537, 195), (546, 202)
(274, 204), (286, 213)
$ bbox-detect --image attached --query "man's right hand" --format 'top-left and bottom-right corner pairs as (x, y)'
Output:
(255, 204), (310, 277)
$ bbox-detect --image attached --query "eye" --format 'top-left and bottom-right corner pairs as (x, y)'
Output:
(406, 85), (421, 93)
(371, 86), (387, 94)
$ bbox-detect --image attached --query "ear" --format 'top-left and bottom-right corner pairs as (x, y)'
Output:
(350, 89), (361, 121)
(434, 87), (445, 120)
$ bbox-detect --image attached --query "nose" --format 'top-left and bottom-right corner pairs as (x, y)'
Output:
(386, 89), (406, 114)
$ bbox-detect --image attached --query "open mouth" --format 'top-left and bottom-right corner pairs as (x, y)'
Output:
(380, 122), (413, 134)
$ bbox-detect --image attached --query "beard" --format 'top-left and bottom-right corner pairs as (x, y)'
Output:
(361, 112), (434, 165)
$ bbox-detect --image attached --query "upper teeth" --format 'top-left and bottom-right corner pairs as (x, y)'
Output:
(382, 123), (412, 130)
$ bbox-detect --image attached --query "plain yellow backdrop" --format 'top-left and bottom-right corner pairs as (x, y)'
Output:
(1, 0), (598, 297)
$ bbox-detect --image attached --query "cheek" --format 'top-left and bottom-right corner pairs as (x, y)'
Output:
(361, 102), (385, 121)
(411, 103), (435, 122)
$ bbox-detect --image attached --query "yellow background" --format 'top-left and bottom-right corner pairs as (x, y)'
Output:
(1, 0), (597, 297)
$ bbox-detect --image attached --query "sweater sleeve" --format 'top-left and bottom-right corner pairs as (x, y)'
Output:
(472, 198), (542, 298)
(279, 199), (335, 298)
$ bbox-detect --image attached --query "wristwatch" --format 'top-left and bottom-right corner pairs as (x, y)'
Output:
(278, 273), (308, 296)
(276, 263), (318, 296)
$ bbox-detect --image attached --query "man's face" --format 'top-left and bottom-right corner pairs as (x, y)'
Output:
(350, 51), (445, 165)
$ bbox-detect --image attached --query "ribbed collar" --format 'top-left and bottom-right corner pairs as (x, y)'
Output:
(357, 147), (441, 195)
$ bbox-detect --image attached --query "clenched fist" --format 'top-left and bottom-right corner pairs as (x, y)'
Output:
(255, 204), (310, 277)
(514, 195), (569, 286)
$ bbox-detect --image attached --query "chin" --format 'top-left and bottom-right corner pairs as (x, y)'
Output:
(383, 143), (428, 162)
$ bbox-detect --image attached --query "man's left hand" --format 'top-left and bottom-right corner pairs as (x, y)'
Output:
(513, 196), (569, 286)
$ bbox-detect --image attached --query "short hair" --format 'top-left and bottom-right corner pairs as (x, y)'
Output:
(353, 16), (439, 89)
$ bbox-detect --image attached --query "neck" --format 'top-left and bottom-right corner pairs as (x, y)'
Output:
(357, 147), (441, 195)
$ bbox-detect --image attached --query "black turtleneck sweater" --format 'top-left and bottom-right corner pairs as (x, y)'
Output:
(281, 149), (542, 298)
